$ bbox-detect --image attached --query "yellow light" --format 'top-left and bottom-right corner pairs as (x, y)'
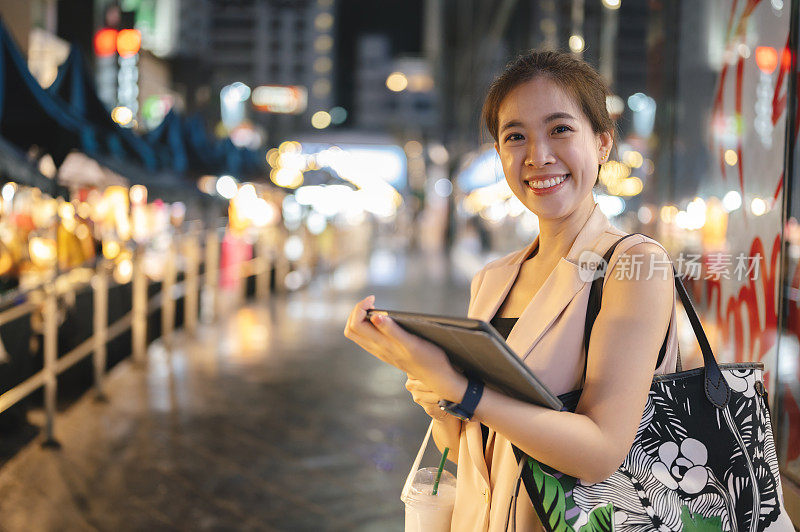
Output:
(103, 240), (121, 260)
(660, 205), (679, 224)
(197, 175), (217, 195)
(404, 140), (423, 157)
(724, 149), (738, 166)
(623, 150), (643, 168)
(598, 160), (630, 185)
(76, 202), (91, 219)
(58, 202), (75, 220)
(111, 106), (133, 126)
(267, 148), (280, 167)
(311, 111), (332, 129)
(620, 177), (643, 196)
(569, 35), (585, 53)
(29, 237), (57, 267)
(751, 197), (768, 216)
(278, 141), (301, 154)
(129, 184), (147, 204)
(386, 72), (408, 92)
(314, 35), (333, 52)
(114, 259), (133, 284)
(315, 13), (333, 30)
(313, 57), (332, 73)
(602, 0), (621, 8)
(75, 224), (90, 240)
(271, 168), (304, 189)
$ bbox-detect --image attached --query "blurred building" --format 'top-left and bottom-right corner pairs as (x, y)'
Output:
(354, 35), (436, 133)
(199, 0), (335, 135)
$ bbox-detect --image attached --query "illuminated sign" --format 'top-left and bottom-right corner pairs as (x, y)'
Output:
(252, 85), (308, 114)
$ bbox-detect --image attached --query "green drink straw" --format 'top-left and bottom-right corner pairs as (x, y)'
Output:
(431, 447), (449, 495)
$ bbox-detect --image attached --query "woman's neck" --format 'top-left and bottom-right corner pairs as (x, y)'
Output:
(534, 196), (596, 263)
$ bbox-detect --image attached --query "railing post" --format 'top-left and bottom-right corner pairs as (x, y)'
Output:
(161, 238), (177, 350)
(42, 285), (60, 448)
(132, 247), (148, 365)
(202, 228), (219, 324)
(238, 247), (248, 304)
(92, 261), (109, 401)
(275, 231), (289, 293)
(184, 231), (199, 335)
(256, 231), (271, 300)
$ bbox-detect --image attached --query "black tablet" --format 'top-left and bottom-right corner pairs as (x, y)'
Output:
(366, 309), (563, 410)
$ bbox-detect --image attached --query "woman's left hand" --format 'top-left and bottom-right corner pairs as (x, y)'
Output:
(343, 296), (466, 401)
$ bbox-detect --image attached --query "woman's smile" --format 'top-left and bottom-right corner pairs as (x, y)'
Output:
(525, 173), (571, 195)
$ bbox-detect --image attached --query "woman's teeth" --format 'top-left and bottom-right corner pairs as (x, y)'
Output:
(527, 174), (569, 189)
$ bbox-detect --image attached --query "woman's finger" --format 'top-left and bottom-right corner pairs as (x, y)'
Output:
(405, 378), (434, 393)
(411, 391), (441, 405)
(344, 295), (375, 336)
(369, 314), (419, 345)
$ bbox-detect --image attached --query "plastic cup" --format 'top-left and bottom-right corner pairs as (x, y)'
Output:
(404, 467), (457, 532)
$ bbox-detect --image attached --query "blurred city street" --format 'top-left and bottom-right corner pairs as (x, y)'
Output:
(0, 0), (799, 528)
(0, 250), (468, 531)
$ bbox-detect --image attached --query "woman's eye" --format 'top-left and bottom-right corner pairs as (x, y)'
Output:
(505, 133), (523, 142)
(552, 125), (572, 135)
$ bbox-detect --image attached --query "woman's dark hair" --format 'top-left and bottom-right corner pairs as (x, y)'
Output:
(482, 50), (617, 186)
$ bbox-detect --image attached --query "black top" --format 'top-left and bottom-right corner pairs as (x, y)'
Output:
(481, 315), (519, 453)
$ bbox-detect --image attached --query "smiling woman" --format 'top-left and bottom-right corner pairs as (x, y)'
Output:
(344, 49), (681, 532)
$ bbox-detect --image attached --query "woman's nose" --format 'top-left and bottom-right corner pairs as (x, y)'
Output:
(524, 142), (556, 167)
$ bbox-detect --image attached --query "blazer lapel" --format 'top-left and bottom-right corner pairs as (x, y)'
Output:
(461, 203), (612, 487)
(471, 203), (613, 360)
(507, 203), (612, 360)
(467, 237), (538, 321)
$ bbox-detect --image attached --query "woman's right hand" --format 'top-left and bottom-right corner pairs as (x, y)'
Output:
(405, 377), (449, 422)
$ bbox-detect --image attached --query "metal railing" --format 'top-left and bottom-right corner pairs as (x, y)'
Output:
(0, 225), (290, 447)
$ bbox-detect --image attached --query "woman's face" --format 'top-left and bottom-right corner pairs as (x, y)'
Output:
(495, 76), (612, 220)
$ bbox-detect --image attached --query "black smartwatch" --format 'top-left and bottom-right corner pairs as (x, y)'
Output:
(438, 378), (484, 421)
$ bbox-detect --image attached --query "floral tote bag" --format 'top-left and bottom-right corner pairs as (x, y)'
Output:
(508, 233), (794, 532)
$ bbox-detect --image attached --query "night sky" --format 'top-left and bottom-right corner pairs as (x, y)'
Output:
(334, 0), (423, 125)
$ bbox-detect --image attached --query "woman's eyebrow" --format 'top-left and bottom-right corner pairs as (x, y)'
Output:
(543, 112), (576, 123)
(499, 119), (524, 133)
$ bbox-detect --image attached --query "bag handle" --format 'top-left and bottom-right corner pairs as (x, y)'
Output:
(401, 420), (434, 503)
(583, 233), (730, 409)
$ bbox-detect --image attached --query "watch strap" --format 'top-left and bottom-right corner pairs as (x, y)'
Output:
(439, 378), (484, 421)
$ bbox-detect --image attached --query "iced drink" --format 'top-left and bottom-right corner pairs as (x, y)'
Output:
(404, 467), (456, 532)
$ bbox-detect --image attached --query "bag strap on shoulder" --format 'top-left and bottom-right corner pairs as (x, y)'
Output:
(582, 233), (729, 409)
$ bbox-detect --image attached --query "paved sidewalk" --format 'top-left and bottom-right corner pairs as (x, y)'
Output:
(0, 251), (470, 531)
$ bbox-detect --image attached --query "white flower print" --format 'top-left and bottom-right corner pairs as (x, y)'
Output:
(651, 438), (710, 494)
(723, 368), (755, 398)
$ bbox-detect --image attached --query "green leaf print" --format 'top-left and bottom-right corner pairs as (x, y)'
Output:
(526, 458), (575, 532)
(537, 461), (579, 527)
(680, 505), (723, 531)
(578, 503), (614, 532)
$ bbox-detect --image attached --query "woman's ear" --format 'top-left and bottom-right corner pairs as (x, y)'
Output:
(598, 131), (613, 158)
(494, 141), (500, 155)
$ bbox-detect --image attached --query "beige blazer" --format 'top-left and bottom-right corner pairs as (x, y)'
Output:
(451, 202), (679, 531)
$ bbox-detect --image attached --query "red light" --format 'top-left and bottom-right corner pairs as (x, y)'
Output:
(781, 48), (793, 70)
(755, 46), (778, 74)
(94, 28), (118, 57)
(116, 29), (141, 58)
